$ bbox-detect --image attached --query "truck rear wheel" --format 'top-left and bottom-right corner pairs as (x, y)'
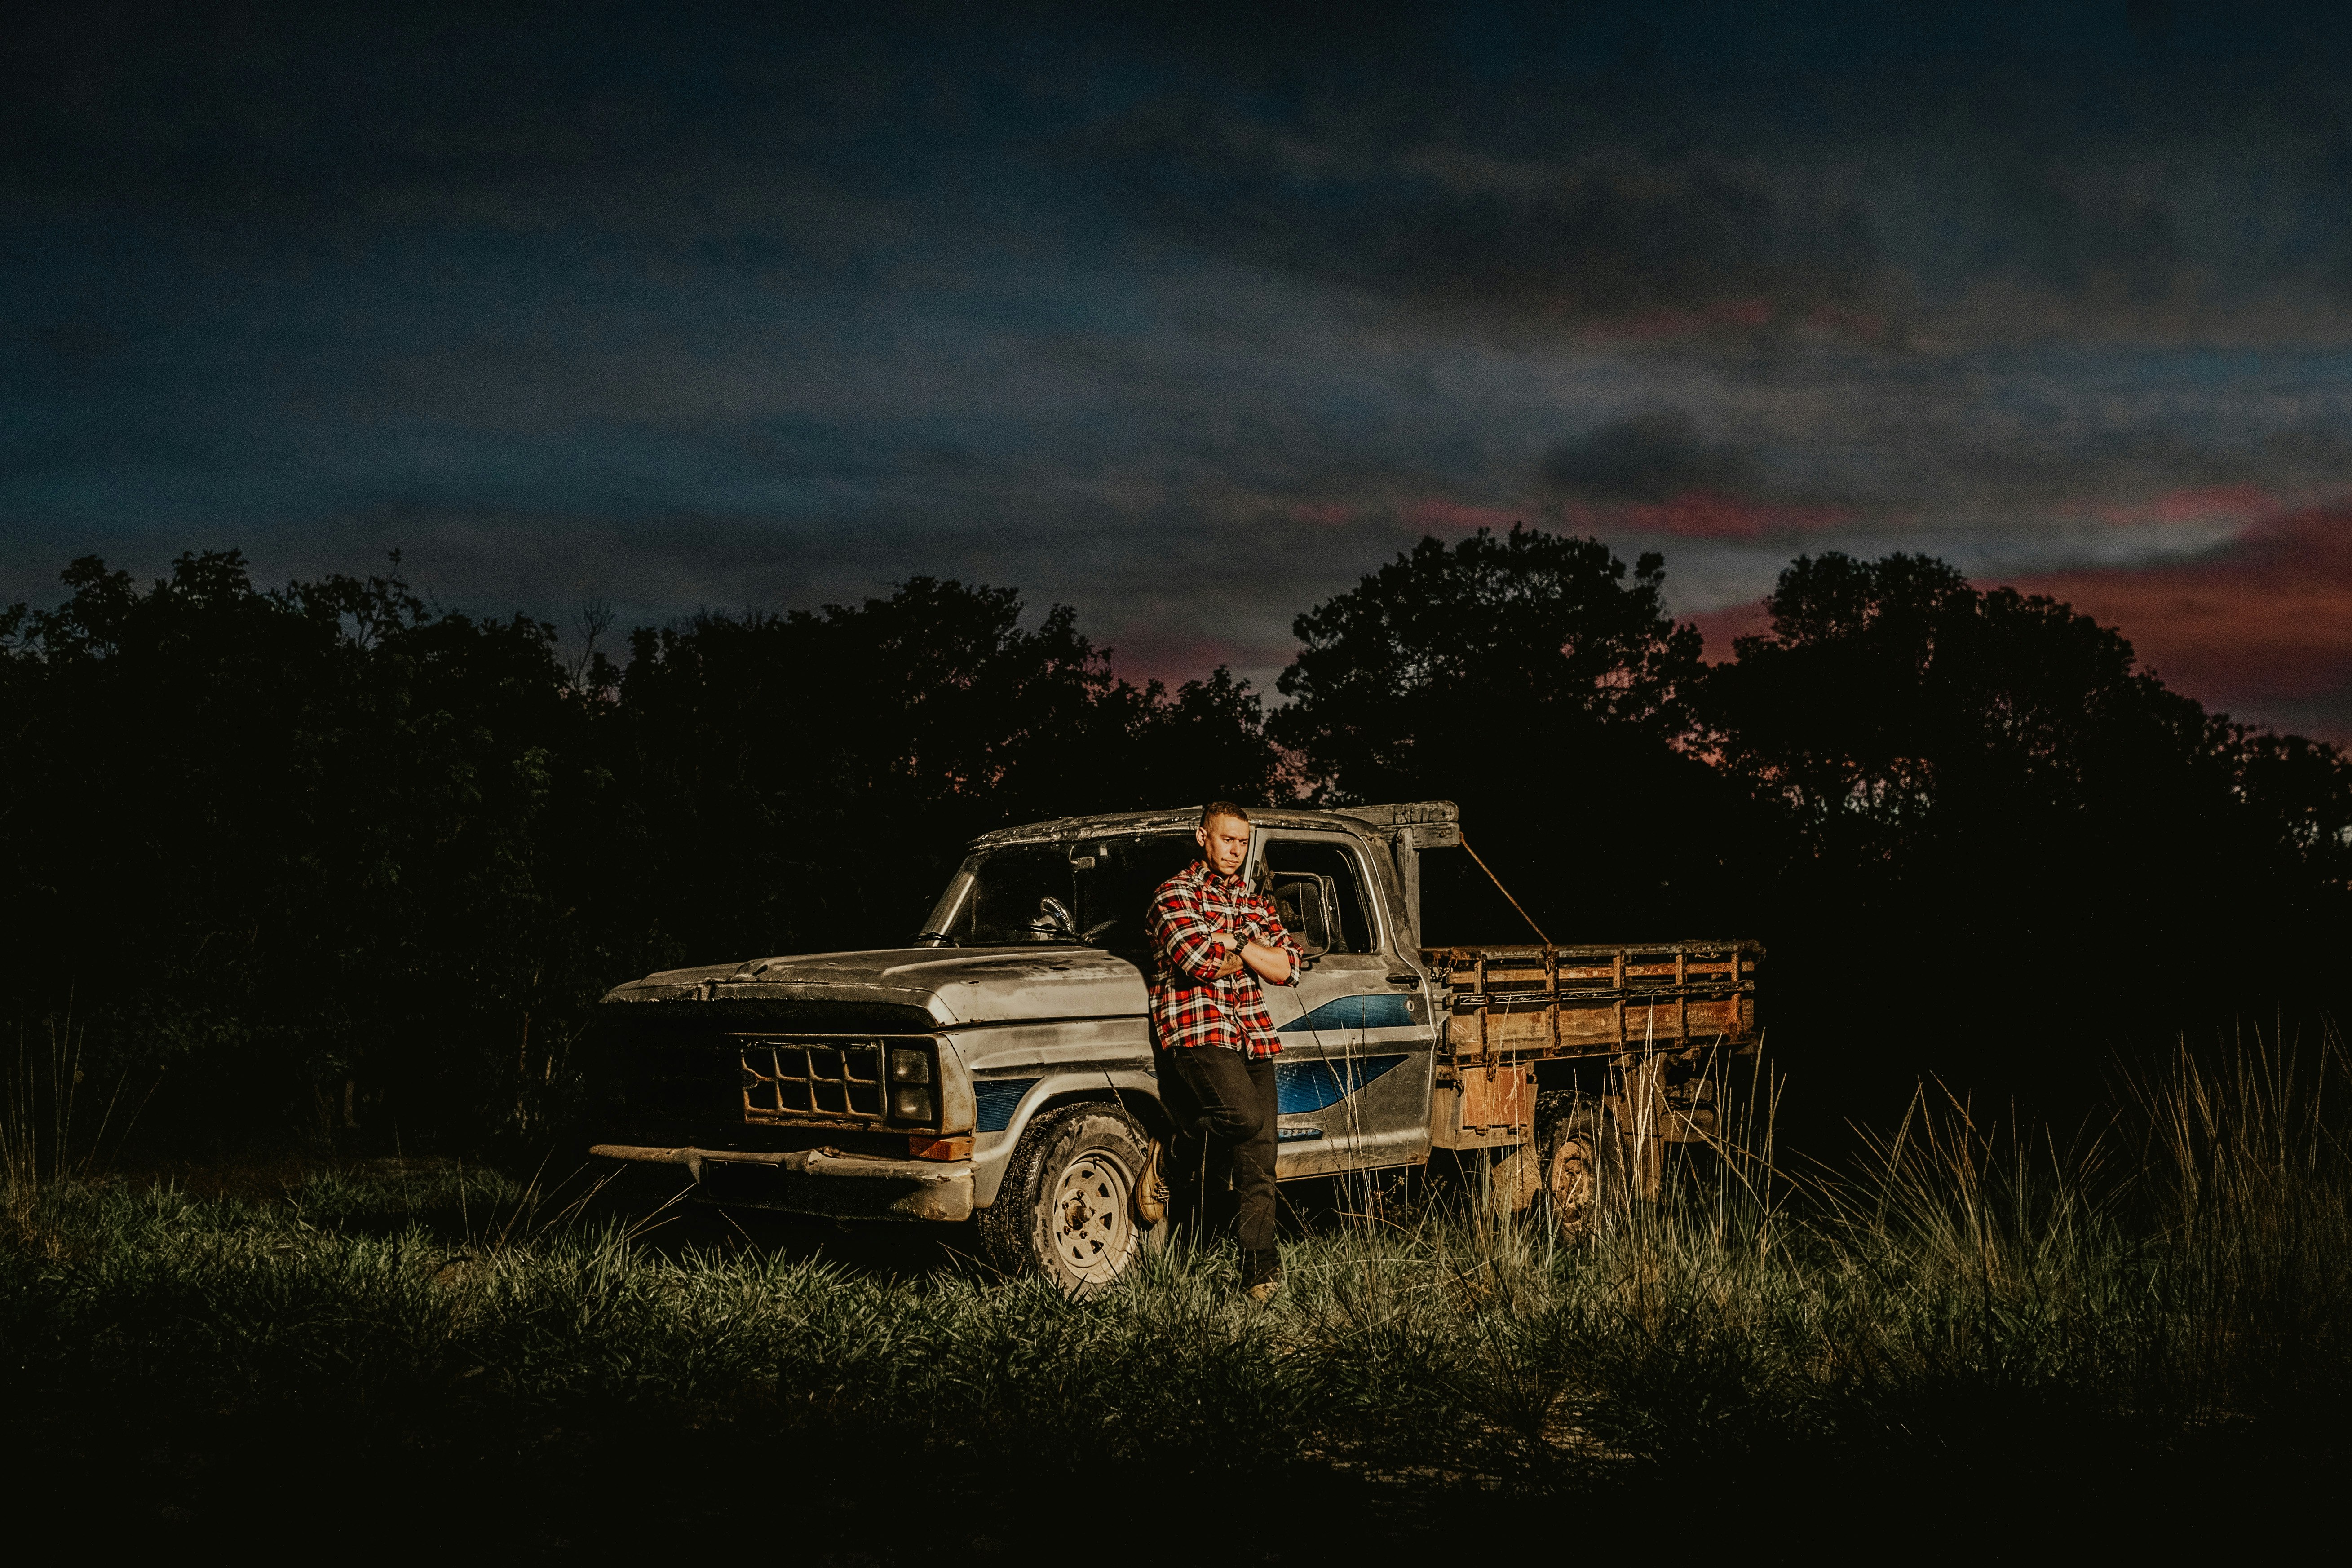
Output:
(1536, 1093), (1624, 1238)
(980, 1102), (1161, 1294)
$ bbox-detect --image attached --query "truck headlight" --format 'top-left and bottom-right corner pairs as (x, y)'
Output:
(892, 1084), (936, 1122)
(889, 1047), (931, 1085)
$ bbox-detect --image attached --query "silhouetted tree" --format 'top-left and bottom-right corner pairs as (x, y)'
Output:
(0, 551), (613, 1144)
(1704, 550), (2352, 1116)
(1274, 525), (1702, 791)
(4, 537), (2343, 1154)
(1271, 525), (1752, 941)
(0, 557), (1287, 1152)
(608, 578), (1288, 961)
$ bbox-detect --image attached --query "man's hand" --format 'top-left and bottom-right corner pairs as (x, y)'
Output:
(1206, 927), (1288, 984)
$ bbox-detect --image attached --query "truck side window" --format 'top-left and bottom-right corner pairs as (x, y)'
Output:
(1072, 833), (1199, 962)
(1258, 839), (1376, 954)
(951, 845), (1075, 945)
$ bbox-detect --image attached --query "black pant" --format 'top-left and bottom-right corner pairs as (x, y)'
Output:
(1157, 1045), (1278, 1270)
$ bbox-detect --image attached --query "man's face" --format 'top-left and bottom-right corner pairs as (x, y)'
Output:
(1197, 813), (1251, 876)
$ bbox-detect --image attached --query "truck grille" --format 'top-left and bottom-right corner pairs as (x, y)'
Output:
(740, 1039), (885, 1124)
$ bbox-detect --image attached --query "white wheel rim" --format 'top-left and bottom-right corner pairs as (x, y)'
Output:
(1051, 1151), (1136, 1283)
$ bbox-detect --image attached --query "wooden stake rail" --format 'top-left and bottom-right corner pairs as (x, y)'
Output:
(1422, 939), (1761, 1063)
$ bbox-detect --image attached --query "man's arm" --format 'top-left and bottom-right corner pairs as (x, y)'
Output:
(1147, 881), (1235, 982)
(1237, 895), (1301, 985)
(1238, 939), (1291, 985)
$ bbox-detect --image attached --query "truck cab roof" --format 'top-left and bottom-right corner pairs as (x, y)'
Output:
(965, 800), (1462, 852)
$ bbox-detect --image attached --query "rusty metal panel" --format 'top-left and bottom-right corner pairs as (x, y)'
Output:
(1427, 1082), (1525, 1149)
(1545, 945), (1561, 1051)
(1614, 948), (1627, 1047)
(1676, 950), (1688, 1043)
(1458, 1061), (1535, 1132)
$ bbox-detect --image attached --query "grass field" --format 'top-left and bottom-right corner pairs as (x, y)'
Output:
(3, 1044), (2346, 1556)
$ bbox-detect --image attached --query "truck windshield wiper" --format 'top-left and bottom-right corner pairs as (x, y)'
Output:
(915, 930), (961, 946)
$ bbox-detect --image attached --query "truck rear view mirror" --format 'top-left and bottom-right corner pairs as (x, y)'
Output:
(1274, 874), (1336, 957)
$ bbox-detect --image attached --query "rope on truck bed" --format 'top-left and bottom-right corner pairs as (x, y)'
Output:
(1455, 831), (1552, 946)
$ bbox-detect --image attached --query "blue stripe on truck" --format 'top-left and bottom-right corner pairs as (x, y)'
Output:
(1279, 992), (1415, 1034)
(1275, 1054), (1407, 1114)
(974, 1078), (1041, 1133)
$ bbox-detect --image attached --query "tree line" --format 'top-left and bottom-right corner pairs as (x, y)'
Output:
(3, 528), (2345, 1154)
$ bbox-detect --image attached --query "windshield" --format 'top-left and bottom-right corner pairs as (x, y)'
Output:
(922, 833), (1200, 956)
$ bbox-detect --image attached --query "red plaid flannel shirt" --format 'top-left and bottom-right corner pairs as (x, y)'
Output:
(1146, 859), (1301, 1057)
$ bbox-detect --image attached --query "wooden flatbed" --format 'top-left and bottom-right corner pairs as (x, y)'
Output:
(1423, 939), (1762, 1195)
(1423, 940), (1761, 1062)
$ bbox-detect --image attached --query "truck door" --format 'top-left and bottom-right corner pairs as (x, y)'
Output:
(1253, 830), (1437, 1178)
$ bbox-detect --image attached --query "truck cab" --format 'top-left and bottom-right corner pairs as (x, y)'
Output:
(589, 801), (1757, 1291)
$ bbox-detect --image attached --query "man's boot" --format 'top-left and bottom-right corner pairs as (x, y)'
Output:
(1134, 1136), (1168, 1225)
(1244, 1248), (1282, 1304)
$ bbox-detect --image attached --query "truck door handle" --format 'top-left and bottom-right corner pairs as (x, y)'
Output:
(1386, 974), (1419, 986)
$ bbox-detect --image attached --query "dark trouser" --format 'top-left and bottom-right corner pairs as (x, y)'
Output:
(1157, 1045), (1278, 1276)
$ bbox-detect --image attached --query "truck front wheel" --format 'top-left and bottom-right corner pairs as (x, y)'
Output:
(980, 1102), (1162, 1293)
(1536, 1093), (1625, 1238)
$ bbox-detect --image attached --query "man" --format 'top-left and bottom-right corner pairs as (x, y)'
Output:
(1144, 801), (1301, 1301)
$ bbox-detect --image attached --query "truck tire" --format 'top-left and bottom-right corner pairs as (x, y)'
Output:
(980, 1102), (1162, 1294)
(1535, 1092), (1624, 1239)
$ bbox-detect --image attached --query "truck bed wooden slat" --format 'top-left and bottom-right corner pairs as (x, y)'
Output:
(1423, 939), (1761, 1062)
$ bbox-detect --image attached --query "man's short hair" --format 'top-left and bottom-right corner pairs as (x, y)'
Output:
(1201, 800), (1251, 828)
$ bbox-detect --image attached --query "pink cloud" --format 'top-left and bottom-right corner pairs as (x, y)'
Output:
(2009, 502), (2352, 742)
(1106, 632), (1288, 693)
(2089, 484), (2274, 527)
(1288, 501), (1353, 526)
(1688, 601), (1772, 663)
(1621, 490), (1852, 540)
(1684, 504), (2352, 740)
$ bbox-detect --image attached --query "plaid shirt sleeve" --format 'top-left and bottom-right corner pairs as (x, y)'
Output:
(1247, 891), (1304, 979)
(1147, 874), (1231, 984)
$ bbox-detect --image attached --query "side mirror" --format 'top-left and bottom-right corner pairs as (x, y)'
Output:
(1274, 875), (1336, 957)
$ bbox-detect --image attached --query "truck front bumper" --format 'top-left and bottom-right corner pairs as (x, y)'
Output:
(589, 1143), (974, 1223)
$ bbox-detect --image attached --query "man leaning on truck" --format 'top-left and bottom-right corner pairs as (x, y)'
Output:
(1145, 801), (1302, 1301)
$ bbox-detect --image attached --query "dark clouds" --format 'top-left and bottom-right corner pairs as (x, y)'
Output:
(1088, 113), (1874, 327)
(1542, 412), (1757, 502)
(8, 2), (2352, 737)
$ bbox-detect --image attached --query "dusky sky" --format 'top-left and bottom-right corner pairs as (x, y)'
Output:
(8, 0), (2352, 738)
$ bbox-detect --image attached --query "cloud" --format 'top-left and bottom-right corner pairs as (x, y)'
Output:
(1611, 494), (1851, 542)
(1088, 109), (1879, 332)
(1540, 412), (1845, 543)
(1683, 503), (2352, 740)
(1542, 411), (1754, 502)
(1070, 17), (2352, 348)
(13, 0), (2352, 738)
(2084, 485), (2275, 528)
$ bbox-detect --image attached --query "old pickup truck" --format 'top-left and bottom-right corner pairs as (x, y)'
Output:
(588, 801), (1759, 1291)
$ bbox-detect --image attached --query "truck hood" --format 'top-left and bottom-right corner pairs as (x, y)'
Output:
(601, 945), (1148, 1027)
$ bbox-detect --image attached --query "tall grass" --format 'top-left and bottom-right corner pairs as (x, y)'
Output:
(1, 1040), (2344, 1537)
(1, 1007), (153, 1237)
